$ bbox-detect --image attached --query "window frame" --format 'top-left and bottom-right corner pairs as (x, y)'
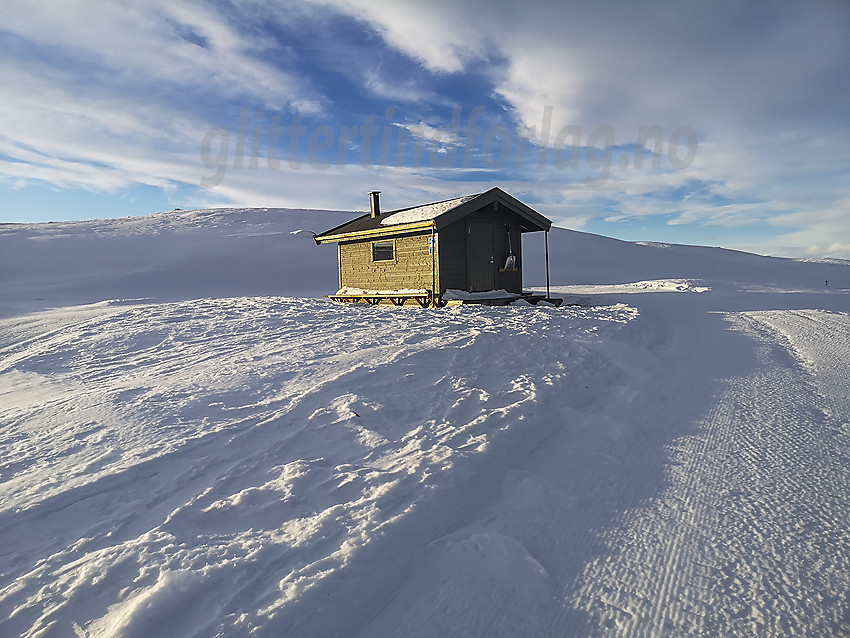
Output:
(371, 239), (395, 262)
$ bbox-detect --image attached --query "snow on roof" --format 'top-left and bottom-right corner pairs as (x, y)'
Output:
(379, 193), (481, 226)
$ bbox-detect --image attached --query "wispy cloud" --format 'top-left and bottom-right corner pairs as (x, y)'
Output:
(305, 0), (850, 255)
(1, 0), (848, 258)
(3, 0), (325, 112)
(0, 0), (328, 199)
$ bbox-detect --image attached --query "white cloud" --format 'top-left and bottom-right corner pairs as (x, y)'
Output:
(2, 0), (324, 113)
(825, 243), (850, 256)
(303, 0), (491, 73)
(392, 121), (461, 149)
(363, 70), (441, 104)
(0, 57), (212, 192)
(2, 0), (849, 258)
(754, 199), (850, 259)
(0, 0), (329, 201)
(303, 0), (850, 255)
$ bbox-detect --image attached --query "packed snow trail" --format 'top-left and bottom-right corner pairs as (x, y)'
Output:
(562, 304), (850, 636)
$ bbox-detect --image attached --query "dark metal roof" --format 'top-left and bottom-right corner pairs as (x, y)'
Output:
(314, 211), (390, 237)
(314, 187), (551, 243)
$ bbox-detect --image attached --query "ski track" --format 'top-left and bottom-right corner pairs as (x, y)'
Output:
(565, 309), (850, 636)
(0, 297), (637, 637)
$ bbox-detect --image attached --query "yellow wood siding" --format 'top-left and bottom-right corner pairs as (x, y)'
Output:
(339, 232), (439, 291)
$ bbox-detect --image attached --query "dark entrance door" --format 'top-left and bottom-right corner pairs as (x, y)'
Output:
(466, 222), (495, 291)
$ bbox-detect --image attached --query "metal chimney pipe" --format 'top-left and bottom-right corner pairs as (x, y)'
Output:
(369, 191), (381, 218)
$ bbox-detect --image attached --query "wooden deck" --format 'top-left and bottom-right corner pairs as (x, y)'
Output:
(327, 291), (564, 308)
(327, 291), (434, 307)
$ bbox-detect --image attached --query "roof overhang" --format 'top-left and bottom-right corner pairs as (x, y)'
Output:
(314, 219), (435, 244)
(433, 187), (551, 233)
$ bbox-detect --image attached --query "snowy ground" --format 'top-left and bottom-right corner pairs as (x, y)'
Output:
(1, 208), (849, 636)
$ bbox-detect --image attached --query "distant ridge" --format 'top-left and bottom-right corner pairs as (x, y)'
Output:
(2, 207), (848, 316)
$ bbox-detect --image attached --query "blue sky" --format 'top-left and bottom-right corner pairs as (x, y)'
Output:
(2, 0), (849, 258)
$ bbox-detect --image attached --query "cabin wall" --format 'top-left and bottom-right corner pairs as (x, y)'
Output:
(438, 207), (523, 294)
(338, 231), (438, 291)
(436, 223), (467, 291)
(335, 207), (530, 295)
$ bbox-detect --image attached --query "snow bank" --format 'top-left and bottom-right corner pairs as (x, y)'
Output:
(441, 288), (520, 301)
(547, 279), (711, 295)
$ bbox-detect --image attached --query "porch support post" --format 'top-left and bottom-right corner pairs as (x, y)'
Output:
(545, 229), (550, 300)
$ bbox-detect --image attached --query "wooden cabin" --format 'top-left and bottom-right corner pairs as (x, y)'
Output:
(314, 187), (554, 306)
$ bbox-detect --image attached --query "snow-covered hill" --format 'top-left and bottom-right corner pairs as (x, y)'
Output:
(522, 226), (850, 292)
(0, 208), (351, 315)
(3, 206), (848, 314)
(1, 208), (849, 637)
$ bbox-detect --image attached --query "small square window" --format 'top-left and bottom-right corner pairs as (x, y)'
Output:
(372, 240), (394, 262)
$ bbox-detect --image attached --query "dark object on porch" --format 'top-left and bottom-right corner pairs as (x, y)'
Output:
(314, 188), (557, 306)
